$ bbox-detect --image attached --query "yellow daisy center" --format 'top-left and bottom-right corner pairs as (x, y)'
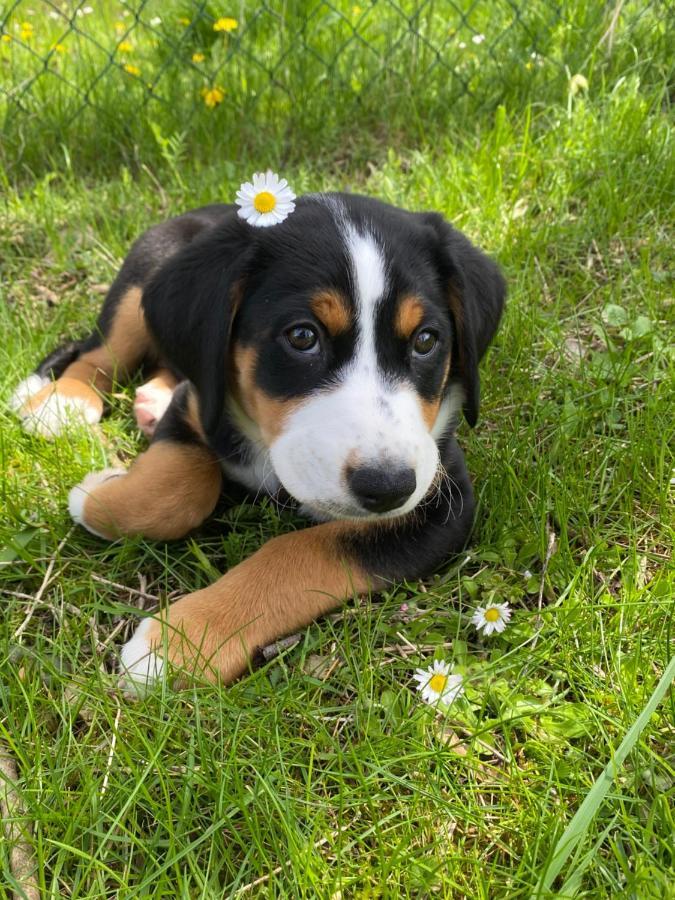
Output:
(429, 673), (447, 693)
(484, 607), (500, 622)
(254, 191), (277, 214)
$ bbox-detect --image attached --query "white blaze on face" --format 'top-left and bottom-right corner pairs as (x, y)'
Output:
(270, 222), (440, 520)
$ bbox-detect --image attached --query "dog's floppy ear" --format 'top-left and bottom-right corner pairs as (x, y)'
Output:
(422, 213), (506, 427)
(142, 213), (253, 443)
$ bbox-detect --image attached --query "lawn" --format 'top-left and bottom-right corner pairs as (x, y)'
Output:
(1, 1), (674, 897)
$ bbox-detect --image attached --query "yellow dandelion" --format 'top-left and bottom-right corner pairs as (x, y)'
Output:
(525, 61), (534, 71)
(114, 21), (125, 33)
(118, 40), (133, 53)
(178, 16), (191, 26)
(201, 86), (225, 108)
(213, 17), (238, 32)
(192, 52), (205, 63)
(20, 22), (34, 41)
(352, 5), (362, 15)
(52, 42), (67, 54)
(1, 34), (11, 44)
(124, 64), (141, 76)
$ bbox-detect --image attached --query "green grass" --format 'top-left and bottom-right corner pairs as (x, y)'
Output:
(1, 0), (671, 179)
(1, 4), (674, 896)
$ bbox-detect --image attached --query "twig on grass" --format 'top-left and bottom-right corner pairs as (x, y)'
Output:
(0, 743), (39, 900)
(532, 526), (557, 648)
(100, 697), (122, 798)
(12, 530), (73, 640)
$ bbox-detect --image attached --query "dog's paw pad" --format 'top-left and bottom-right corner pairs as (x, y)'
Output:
(12, 378), (103, 438)
(134, 382), (174, 438)
(119, 618), (164, 695)
(68, 468), (126, 537)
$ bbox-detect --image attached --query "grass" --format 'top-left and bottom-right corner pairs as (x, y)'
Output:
(1, 2), (674, 897)
(1, 0), (671, 179)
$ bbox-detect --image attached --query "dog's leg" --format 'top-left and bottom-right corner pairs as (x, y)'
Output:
(12, 284), (154, 437)
(68, 384), (221, 541)
(133, 368), (180, 438)
(120, 440), (475, 689)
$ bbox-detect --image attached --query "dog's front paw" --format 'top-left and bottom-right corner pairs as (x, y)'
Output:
(133, 380), (174, 438)
(10, 375), (103, 438)
(119, 617), (165, 694)
(68, 468), (126, 538)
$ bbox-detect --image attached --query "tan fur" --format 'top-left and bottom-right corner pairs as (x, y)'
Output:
(232, 345), (302, 443)
(81, 441), (222, 540)
(140, 368), (179, 395)
(418, 358), (451, 430)
(142, 521), (379, 683)
(62, 286), (153, 393)
(310, 289), (352, 336)
(395, 295), (425, 339)
(22, 377), (103, 418)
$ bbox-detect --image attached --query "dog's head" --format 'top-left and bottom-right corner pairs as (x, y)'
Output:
(143, 194), (505, 521)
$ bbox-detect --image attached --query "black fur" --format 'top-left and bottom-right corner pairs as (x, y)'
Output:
(31, 194), (504, 584)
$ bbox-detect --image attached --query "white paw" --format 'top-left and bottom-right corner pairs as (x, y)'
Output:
(134, 382), (174, 438)
(68, 468), (126, 538)
(119, 617), (164, 694)
(8, 374), (50, 412)
(15, 386), (102, 438)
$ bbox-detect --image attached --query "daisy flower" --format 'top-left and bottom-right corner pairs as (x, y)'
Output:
(413, 660), (464, 707)
(471, 601), (512, 636)
(235, 171), (296, 227)
(214, 17), (238, 32)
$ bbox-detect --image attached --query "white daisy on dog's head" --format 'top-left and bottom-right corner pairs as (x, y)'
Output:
(235, 170), (296, 227)
(471, 601), (512, 635)
(413, 659), (464, 707)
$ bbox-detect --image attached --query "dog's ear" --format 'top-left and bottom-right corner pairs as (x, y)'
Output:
(142, 213), (253, 443)
(422, 213), (506, 427)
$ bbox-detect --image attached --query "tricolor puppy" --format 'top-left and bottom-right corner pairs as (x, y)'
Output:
(10, 179), (505, 689)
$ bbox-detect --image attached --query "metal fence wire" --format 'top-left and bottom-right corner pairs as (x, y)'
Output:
(0, 1), (672, 171)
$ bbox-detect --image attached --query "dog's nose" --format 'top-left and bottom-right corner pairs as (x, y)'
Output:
(348, 465), (417, 514)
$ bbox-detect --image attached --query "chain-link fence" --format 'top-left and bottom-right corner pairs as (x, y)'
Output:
(1, 1), (671, 175)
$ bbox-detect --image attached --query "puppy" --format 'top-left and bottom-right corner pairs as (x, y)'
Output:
(10, 193), (505, 688)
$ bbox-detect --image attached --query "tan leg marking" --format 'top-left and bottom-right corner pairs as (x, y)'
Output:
(71, 441), (222, 541)
(129, 521), (376, 685)
(310, 289), (352, 336)
(231, 345), (302, 443)
(14, 287), (154, 437)
(395, 294), (425, 340)
(62, 286), (152, 393)
(134, 368), (179, 437)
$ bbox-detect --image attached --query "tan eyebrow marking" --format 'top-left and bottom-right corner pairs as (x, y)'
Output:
(395, 295), (425, 339)
(309, 289), (352, 336)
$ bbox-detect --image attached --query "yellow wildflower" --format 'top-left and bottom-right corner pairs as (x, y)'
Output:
(118, 40), (133, 53)
(213, 17), (238, 32)
(201, 86), (225, 108)
(115, 21), (125, 33)
(1, 34), (11, 44)
(52, 42), (67, 54)
(352, 5), (362, 15)
(124, 64), (141, 76)
(20, 22), (33, 40)
(178, 16), (191, 26)
(192, 52), (205, 63)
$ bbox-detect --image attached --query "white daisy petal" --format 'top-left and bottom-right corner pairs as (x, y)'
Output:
(235, 171), (297, 227)
(471, 601), (512, 636)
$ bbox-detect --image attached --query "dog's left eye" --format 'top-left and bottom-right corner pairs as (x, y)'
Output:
(412, 329), (438, 357)
(286, 325), (319, 353)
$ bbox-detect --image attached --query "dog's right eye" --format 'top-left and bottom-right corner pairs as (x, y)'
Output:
(285, 325), (319, 353)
